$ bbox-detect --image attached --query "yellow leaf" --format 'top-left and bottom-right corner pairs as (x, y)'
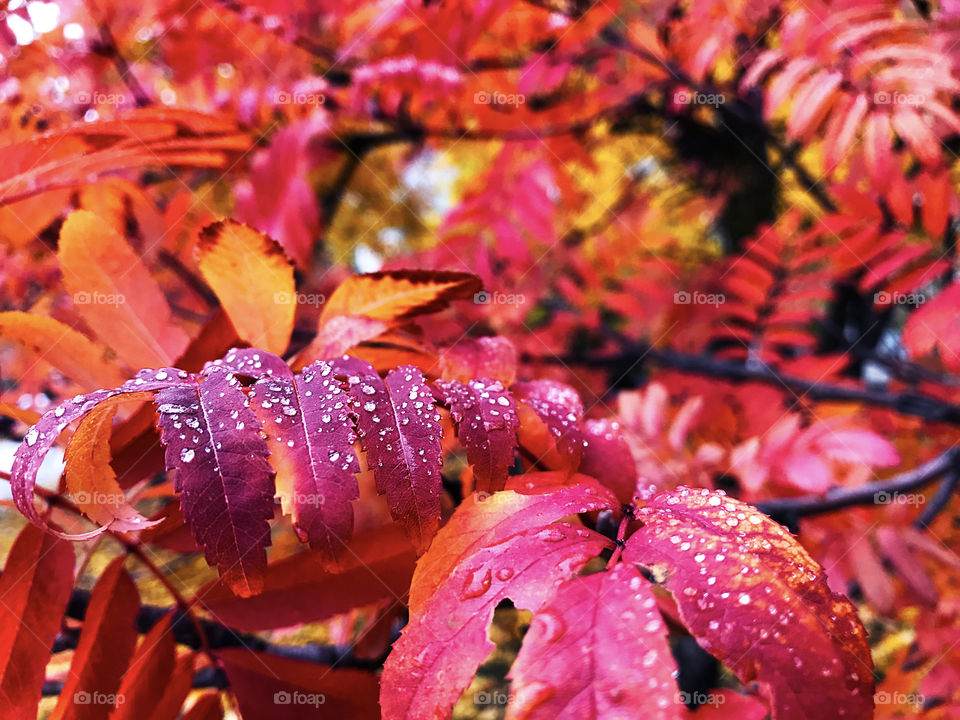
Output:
(59, 210), (190, 369)
(0, 312), (127, 391)
(196, 220), (295, 355)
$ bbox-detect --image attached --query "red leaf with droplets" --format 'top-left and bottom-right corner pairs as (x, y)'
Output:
(49, 557), (141, 720)
(623, 487), (874, 720)
(331, 356), (444, 553)
(506, 563), (679, 719)
(156, 366), (275, 597)
(247, 357), (360, 558)
(380, 478), (617, 720)
(435, 378), (519, 493)
(0, 525), (74, 720)
(513, 379), (585, 471)
(579, 418), (638, 503)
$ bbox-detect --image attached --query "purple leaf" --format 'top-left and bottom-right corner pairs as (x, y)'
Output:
(331, 356), (443, 553)
(247, 360), (360, 559)
(207, 347), (292, 380)
(155, 366), (275, 597)
(435, 378), (519, 493)
(11, 368), (187, 539)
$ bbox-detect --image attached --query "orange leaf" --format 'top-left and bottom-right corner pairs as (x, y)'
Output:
(319, 270), (482, 325)
(49, 557), (141, 720)
(64, 393), (160, 533)
(0, 312), (127, 391)
(112, 616), (184, 720)
(58, 210), (190, 368)
(196, 220), (295, 355)
(0, 525), (75, 720)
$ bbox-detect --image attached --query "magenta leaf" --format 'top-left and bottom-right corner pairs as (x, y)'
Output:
(331, 356), (443, 553)
(513, 379), (585, 465)
(623, 487), (874, 720)
(156, 366), (275, 597)
(435, 378), (519, 493)
(507, 563), (679, 719)
(210, 347), (292, 379)
(247, 359), (360, 559)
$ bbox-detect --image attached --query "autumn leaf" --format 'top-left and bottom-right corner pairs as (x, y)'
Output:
(196, 220), (296, 355)
(59, 209), (190, 368)
(112, 615), (185, 720)
(319, 270), (482, 325)
(0, 525), (75, 720)
(623, 487), (874, 720)
(49, 557), (141, 720)
(155, 366), (275, 597)
(380, 478), (617, 719)
(506, 563), (679, 719)
(0, 312), (127, 391)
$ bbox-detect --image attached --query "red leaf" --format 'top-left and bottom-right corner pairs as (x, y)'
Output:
(903, 283), (960, 372)
(507, 563), (679, 719)
(112, 616), (183, 720)
(380, 478), (617, 719)
(623, 487), (874, 720)
(579, 418), (638, 503)
(331, 356), (444, 553)
(0, 525), (74, 720)
(514, 379), (585, 471)
(435, 378), (520, 493)
(49, 557), (141, 720)
(218, 648), (380, 719)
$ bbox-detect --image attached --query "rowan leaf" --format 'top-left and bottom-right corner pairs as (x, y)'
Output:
(246, 357), (361, 558)
(0, 525), (75, 720)
(49, 557), (140, 720)
(506, 563), (679, 719)
(64, 393), (159, 532)
(435, 378), (519, 493)
(0, 312), (127, 391)
(155, 365), (275, 597)
(196, 220), (296, 355)
(513, 379), (585, 470)
(319, 269), (482, 325)
(111, 615), (180, 720)
(331, 356), (444, 553)
(623, 487), (874, 720)
(58, 209), (190, 369)
(380, 478), (617, 719)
